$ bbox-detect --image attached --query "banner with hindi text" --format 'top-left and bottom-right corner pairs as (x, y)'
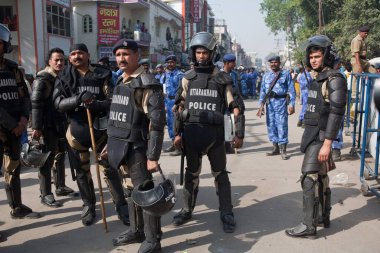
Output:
(97, 4), (120, 45)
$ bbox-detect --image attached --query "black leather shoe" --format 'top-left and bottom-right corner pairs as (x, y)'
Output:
(332, 149), (341, 162)
(138, 240), (162, 253)
(317, 216), (330, 228)
(297, 120), (303, 127)
(221, 213), (236, 233)
(81, 205), (96, 226)
(163, 145), (175, 153)
(11, 204), (41, 219)
(55, 186), (74, 196)
(169, 148), (182, 156)
(113, 229), (145, 246)
(172, 209), (192, 226)
(285, 223), (316, 238)
(41, 194), (62, 208)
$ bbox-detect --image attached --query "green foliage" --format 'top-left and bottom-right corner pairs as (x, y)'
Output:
(261, 0), (380, 65)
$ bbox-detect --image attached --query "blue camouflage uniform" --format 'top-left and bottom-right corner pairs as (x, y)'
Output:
(240, 71), (248, 97)
(247, 70), (258, 97)
(163, 68), (183, 140)
(259, 69), (296, 144)
(297, 70), (312, 121)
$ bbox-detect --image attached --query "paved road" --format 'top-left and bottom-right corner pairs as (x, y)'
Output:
(1, 99), (379, 253)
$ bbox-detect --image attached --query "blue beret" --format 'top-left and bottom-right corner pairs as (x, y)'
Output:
(223, 54), (236, 62)
(113, 39), (138, 54)
(165, 55), (177, 62)
(139, 58), (149, 65)
(268, 56), (280, 62)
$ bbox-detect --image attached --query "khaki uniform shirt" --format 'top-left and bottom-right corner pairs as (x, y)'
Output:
(121, 65), (153, 114)
(351, 34), (367, 58)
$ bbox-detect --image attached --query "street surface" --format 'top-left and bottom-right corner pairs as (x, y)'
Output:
(1, 99), (379, 253)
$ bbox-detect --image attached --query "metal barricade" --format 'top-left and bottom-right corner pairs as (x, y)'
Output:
(349, 73), (380, 197)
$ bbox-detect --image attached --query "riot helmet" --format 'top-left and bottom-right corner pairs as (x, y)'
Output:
(189, 32), (219, 66)
(0, 23), (12, 53)
(132, 166), (176, 217)
(303, 35), (337, 69)
(21, 141), (51, 168)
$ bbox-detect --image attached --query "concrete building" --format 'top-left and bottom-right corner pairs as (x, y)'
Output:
(1, 0), (72, 75)
(214, 19), (232, 56)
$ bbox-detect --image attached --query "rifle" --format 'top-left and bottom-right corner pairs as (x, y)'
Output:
(256, 71), (282, 118)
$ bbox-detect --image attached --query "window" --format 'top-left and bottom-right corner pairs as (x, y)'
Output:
(155, 21), (160, 37)
(0, 6), (17, 31)
(46, 4), (71, 37)
(83, 15), (93, 33)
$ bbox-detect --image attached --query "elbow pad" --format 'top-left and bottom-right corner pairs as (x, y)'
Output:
(328, 77), (347, 109)
(235, 114), (245, 138)
(147, 130), (164, 161)
(148, 90), (166, 131)
(57, 96), (81, 112)
(324, 113), (344, 140)
(0, 108), (18, 131)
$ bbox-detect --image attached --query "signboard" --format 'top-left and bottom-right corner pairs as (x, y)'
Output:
(97, 4), (120, 45)
(193, 0), (200, 23)
(99, 47), (115, 61)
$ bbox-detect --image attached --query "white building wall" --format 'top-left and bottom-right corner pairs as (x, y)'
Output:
(18, 0), (36, 74)
(72, 2), (98, 62)
(34, 0), (45, 71)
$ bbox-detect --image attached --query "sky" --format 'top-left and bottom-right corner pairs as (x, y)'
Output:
(207, 0), (286, 60)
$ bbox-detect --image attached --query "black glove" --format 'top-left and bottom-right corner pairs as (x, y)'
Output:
(79, 91), (94, 103)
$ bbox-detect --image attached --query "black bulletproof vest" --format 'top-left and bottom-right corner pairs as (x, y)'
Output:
(303, 78), (330, 130)
(0, 68), (22, 121)
(70, 73), (107, 122)
(185, 72), (225, 125)
(107, 83), (148, 142)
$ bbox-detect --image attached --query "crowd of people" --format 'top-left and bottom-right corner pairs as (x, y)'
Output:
(0, 20), (379, 252)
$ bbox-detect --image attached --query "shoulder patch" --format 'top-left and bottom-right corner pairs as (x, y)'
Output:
(140, 73), (161, 88)
(184, 69), (197, 80)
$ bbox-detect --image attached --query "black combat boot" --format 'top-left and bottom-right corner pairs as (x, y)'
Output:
(53, 152), (74, 196)
(172, 208), (192, 226)
(76, 170), (97, 226)
(297, 120), (303, 127)
(221, 212), (236, 233)
(332, 148), (341, 162)
(266, 143), (280, 156)
(285, 176), (317, 238)
(6, 167), (41, 219)
(280, 144), (290, 160)
(169, 148), (182, 156)
(40, 163), (62, 208)
(113, 198), (145, 246)
(225, 142), (235, 154)
(138, 212), (161, 253)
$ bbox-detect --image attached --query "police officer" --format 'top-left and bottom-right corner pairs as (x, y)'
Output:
(139, 58), (151, 73)
(162, 54), (183, 155)
(285, 35), (347, 238)
(171, 32), (244, 233)
(31, 48), (74, 207)
(222, 53), (245, 154)
(53, 43), (129, 226)
(0, 23), (41, 220)
(258, 56), (296, 160)
(107, 39), (166, 253)
(350, 26), (375, 98)
(154, 64), (164, 83)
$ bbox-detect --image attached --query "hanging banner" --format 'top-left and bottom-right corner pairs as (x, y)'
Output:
(98, 4), (120, 45)
(193, 0), (200, 23)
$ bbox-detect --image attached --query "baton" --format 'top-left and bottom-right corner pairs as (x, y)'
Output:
(86, 108), (108, 232)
